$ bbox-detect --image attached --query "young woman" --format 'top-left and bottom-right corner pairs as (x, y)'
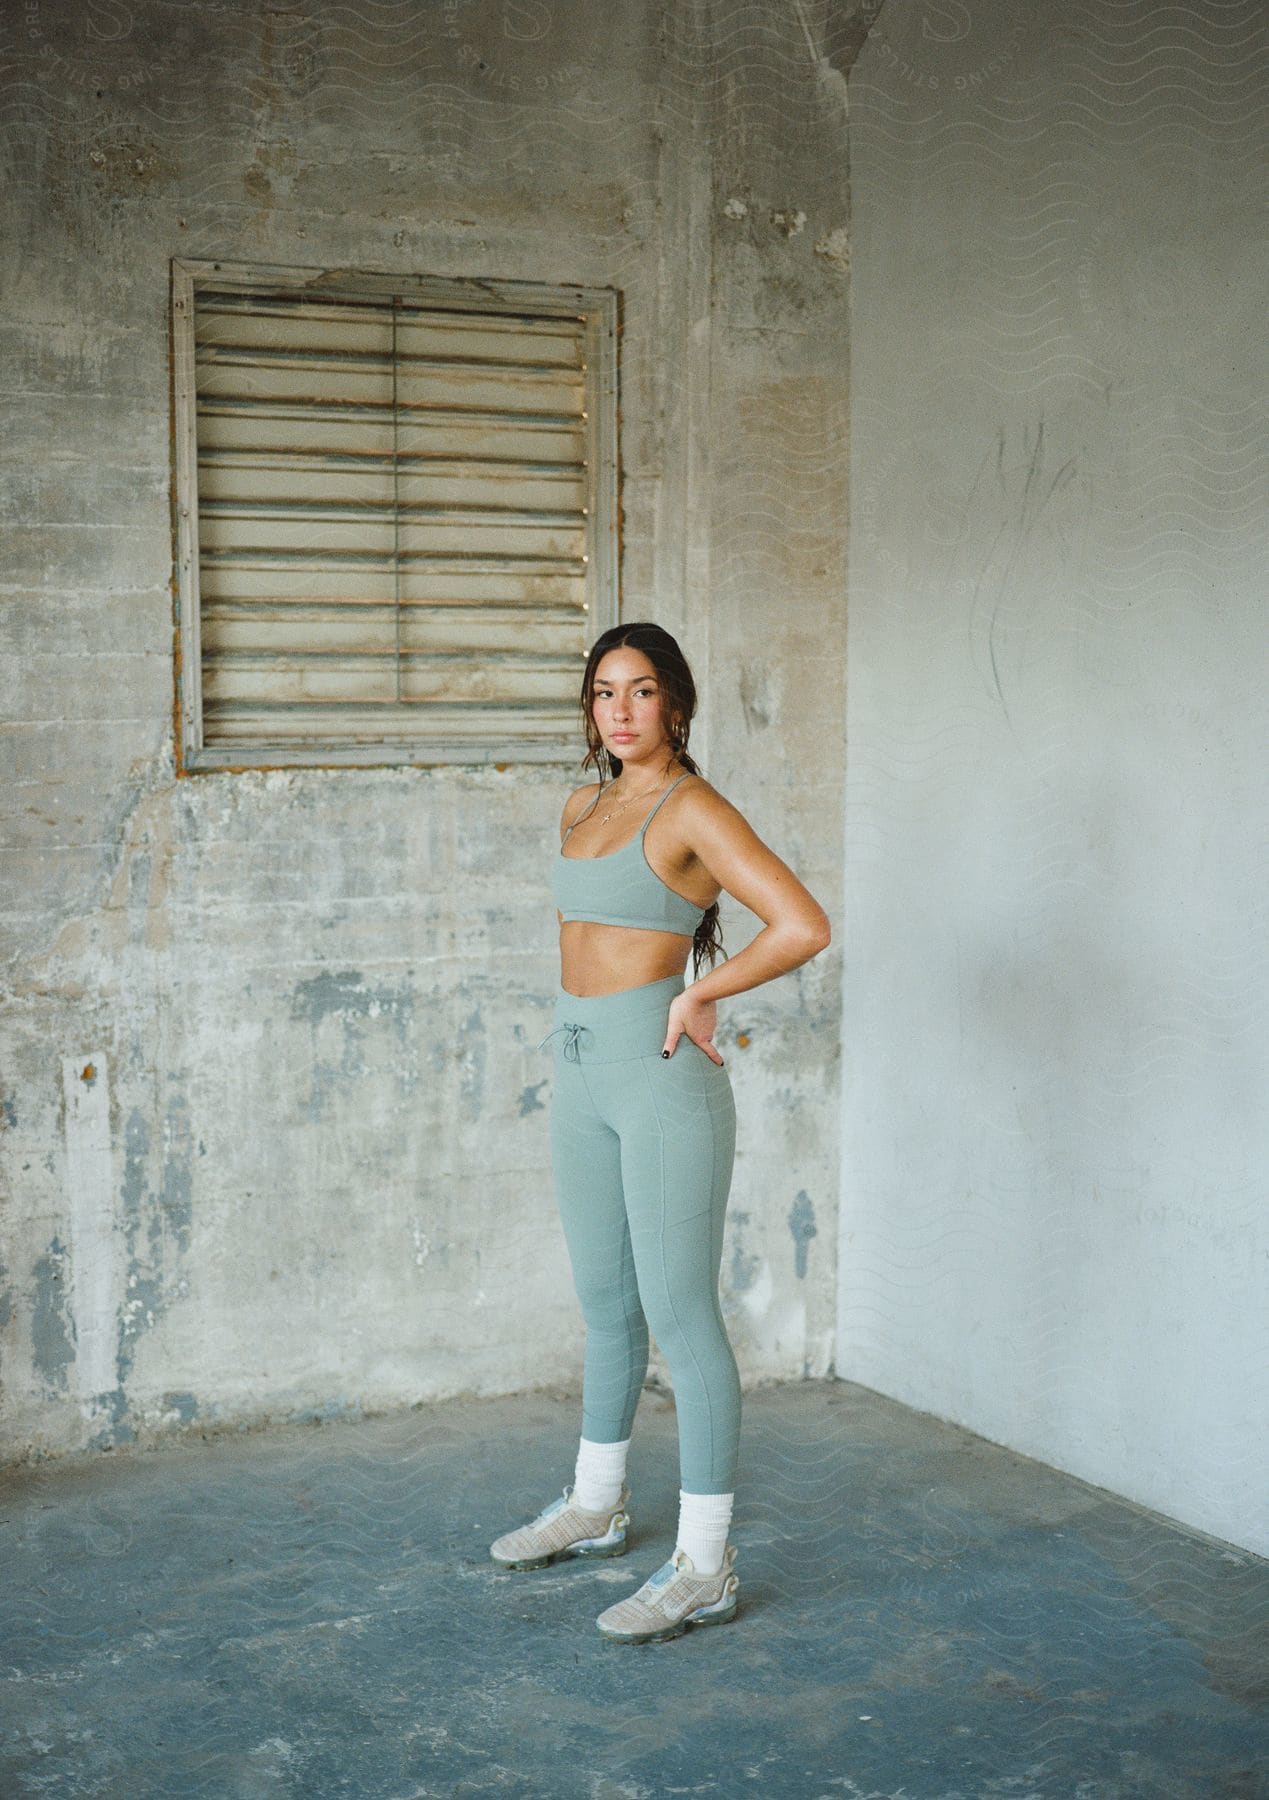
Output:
(490, 622), (832, 1643)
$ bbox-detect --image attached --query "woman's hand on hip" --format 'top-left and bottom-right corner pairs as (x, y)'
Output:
(662, 989), (724, 1065)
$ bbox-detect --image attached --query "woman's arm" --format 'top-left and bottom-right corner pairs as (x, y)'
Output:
(683, 783), (831, 1005)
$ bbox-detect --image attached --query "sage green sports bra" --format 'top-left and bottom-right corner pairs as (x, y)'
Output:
(554, 772), (707, 937)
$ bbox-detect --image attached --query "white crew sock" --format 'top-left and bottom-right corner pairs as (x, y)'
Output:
(571, 1434), (631, 1512)
(675, 1489), (734, 1576)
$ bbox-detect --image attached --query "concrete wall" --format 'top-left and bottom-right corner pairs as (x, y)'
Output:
(841, 0), (1267, 1555)
(8, 0), (1260, 1565)
(1, 3), (849, 1460)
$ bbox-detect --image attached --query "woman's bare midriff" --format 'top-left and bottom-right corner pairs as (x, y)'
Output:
(559, 920), (696, 999)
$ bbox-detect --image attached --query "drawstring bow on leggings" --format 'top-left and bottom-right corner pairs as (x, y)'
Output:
(537, 1021), (588, 1063)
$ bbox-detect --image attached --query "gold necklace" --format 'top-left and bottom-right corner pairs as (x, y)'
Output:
(596, 774), (674, 827)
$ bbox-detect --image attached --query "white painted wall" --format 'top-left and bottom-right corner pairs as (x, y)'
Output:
(840, 0), (1267, 1555)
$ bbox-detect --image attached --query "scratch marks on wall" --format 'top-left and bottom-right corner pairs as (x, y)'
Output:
(958, 414), (1088, 731)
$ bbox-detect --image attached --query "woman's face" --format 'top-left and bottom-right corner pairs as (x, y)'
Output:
(590, 649), (671, 764)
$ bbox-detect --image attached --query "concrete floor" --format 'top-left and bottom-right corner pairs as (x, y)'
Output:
(1, 1380), (1264, 1799)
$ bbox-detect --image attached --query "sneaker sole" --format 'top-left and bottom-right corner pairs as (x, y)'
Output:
(597, 1577), (740, 1643)
(491, 1514), (630, 1571)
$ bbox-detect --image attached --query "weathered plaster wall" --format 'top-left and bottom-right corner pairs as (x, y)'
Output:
(1, 4), (849, 1459)
(842, 0), (1267, 1554)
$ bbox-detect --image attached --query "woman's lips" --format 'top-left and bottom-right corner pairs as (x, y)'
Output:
(611, 733), (636, 741)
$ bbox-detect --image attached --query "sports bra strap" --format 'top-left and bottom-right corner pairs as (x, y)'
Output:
(561, 788), (602, 843)
(638, 771), (690, 835)
(562, 772), (690, 844)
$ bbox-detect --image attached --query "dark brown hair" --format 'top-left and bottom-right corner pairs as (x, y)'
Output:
(575, 621), (727, 979)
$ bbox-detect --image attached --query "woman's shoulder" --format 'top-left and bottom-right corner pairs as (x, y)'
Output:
(673, 770), (732, 816)
(560, 778), (605, 834)
(668, 772), (752, 846)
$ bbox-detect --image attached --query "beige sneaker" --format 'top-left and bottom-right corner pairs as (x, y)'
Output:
(595, 1542), (739, 1643)
(489, 1482), (632, 1570)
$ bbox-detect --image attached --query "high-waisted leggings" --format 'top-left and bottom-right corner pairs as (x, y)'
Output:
(537, 970), (741, 1495)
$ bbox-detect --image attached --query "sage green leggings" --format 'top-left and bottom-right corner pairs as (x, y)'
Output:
(537, 970), (741, 1495)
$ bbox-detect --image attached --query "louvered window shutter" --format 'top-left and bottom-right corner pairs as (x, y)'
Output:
(172, 261), (618, 770)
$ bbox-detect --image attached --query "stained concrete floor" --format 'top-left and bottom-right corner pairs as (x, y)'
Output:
(1, 1379), (1264, 1799)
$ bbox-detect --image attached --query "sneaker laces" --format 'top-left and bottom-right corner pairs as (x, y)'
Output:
(640, 1550), (690, 1596)
(531, 1486), (572, 1526)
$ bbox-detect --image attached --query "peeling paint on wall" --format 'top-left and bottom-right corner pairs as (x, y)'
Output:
(86, 139), (176, 194)
(158, 1091), (194, 1257)
(788, 1189), (817, 1278)
(290, 969), (418, 1121)
(813, 226), (848, 272)
(31, 1237), (74, 1395)
(120, 1106), (149, 1222)
(456, 1005), (488, 1122)
(728, 1210), (761, 1294)
(291, 970), (413, 1037)
(770, 207), (806, 237)
(738, 663), (774, 733)
(61, 1053), (117, 1411)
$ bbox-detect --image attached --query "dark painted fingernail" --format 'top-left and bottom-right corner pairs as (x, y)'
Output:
(661, 1049), (670, 1058)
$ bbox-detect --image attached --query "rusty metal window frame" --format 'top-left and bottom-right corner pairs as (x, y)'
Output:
(170, 258), (619, 771)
